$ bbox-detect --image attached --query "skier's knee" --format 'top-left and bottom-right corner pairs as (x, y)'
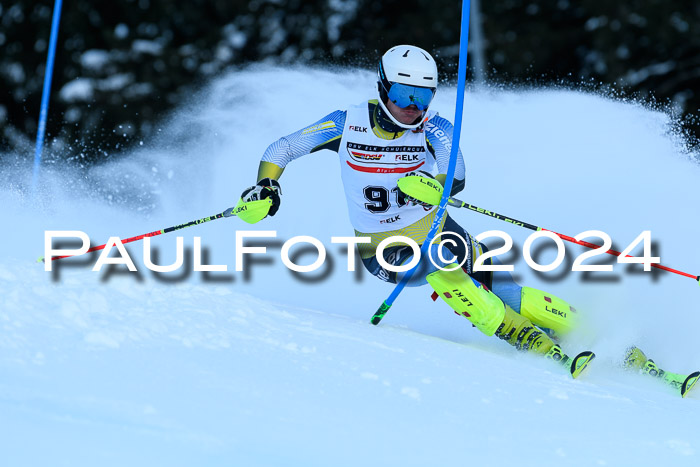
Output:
(519, 287), (580, 336)
(490, 264), (523, 312)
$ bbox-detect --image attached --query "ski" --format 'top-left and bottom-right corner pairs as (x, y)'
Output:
(624, 346), (698, 398)
(567, 348), (694, 393)
(681, 371), (700, 398)
(546, 345), (595, 379)
(570, 351), (596, 379)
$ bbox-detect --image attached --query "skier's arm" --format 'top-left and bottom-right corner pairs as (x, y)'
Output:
(426, 116), (466, 196)
(257, 110), (346, 181)
(257, 161), (284, 181)
(235, 110), (346, 224)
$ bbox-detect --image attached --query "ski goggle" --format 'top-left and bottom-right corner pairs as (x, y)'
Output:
(387, 82), (436, 111)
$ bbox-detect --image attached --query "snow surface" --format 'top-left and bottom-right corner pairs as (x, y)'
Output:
(2, 66), (700, 466)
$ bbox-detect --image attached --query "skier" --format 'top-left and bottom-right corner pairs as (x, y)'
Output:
(233, 45), (697, 389)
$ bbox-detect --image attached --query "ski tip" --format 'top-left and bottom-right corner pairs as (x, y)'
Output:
(681, 371), (700, 398)
(36, 256), (45, 263)
(570, 351), (595, 379)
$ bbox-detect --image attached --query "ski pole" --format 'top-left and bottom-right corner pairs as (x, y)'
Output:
(447, 197), (700, 285)
(39, 206), (238, 263)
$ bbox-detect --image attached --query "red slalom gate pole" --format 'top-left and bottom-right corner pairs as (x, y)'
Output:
(447, 197), (700, 285)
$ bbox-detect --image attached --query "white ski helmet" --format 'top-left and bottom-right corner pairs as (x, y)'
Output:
(377, 45), (438, 129)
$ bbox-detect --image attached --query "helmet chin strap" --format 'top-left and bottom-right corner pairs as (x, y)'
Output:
(376, 97), (426, 131)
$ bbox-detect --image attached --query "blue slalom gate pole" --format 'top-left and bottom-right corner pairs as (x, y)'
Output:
(31, 0), (64, 193)
(371, 0), (471, 325)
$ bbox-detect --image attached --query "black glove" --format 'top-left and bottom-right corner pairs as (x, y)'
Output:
(240, 178), (282, 216)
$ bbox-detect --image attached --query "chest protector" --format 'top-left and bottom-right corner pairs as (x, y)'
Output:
(338, 101), (436, 233)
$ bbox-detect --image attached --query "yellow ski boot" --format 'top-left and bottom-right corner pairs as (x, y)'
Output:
(427, 264), (594, 378)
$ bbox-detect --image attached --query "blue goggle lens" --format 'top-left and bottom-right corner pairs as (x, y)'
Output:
(387, 83), (435, 111)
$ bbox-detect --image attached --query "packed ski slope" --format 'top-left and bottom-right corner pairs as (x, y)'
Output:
(2, 66), (700, 466)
